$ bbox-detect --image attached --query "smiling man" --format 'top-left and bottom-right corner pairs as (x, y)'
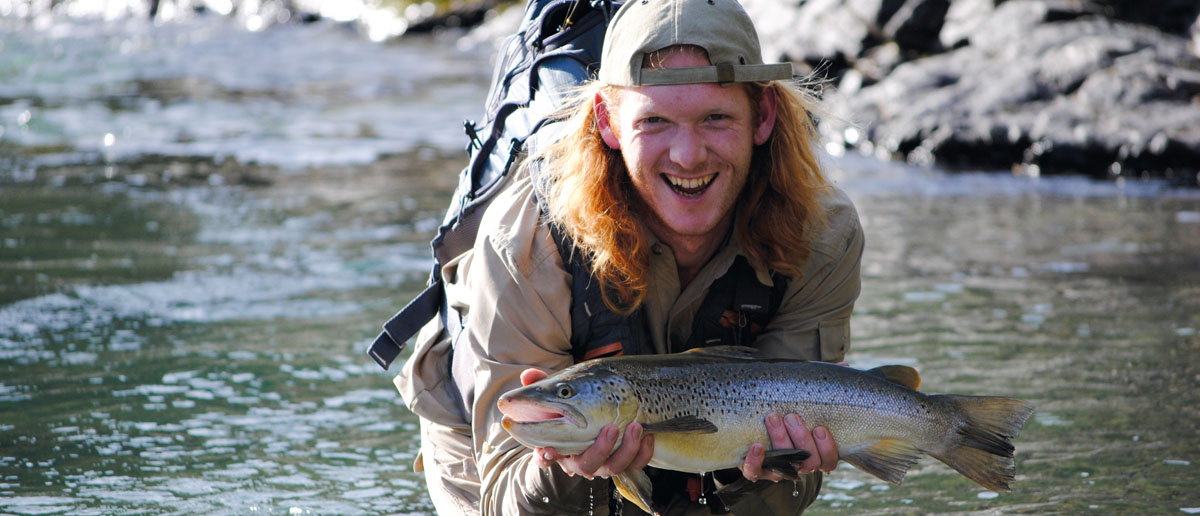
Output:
(394, 0), (865, 514)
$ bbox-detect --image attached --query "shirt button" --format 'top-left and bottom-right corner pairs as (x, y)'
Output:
(652, 244), (664, 255)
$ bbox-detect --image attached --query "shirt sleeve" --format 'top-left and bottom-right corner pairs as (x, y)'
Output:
(459, 182), (612, 515)
(755, 186), (864, 362)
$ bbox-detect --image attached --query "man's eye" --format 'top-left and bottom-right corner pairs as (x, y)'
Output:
(707, 114), (730, 121)
(642, 116), (665, 124)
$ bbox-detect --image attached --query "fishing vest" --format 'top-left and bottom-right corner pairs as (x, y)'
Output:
(548, 221), (791, 362)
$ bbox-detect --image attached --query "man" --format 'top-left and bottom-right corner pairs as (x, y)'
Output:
(395, 0), (864, 513)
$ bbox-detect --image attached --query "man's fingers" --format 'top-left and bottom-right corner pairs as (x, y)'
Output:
(764, 413), (791, 449)
(596, 423), (643, 477)
(631, 433), (655, 470)
(759, 413), (840, 478)
(533, 447), (558, 468)
(740, 443), (765, 481)
(556, 423), (651, 480)
(783, 414), (821, 473)
(571, 424), (620, 477)
(520, 368), (548, 386)
(739, 442), (785, 482)
(813, 426), (839, 473)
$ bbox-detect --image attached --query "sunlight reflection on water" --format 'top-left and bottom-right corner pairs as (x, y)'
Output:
(1, 12), (492, 170)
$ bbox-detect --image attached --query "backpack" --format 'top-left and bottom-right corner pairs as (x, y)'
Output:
(368, 0), (620, 370)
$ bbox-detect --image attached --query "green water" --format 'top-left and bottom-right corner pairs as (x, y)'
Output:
(2, 152), (1197, 515)
(809, 163), (1200, 515)
(0, 153), (458, 515)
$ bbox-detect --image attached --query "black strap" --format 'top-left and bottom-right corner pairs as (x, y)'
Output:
(547, 221), (647, 362)
(367, 278), (443, 370)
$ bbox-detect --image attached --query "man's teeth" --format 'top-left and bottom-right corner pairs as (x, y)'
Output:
(666, 174), (716, 190)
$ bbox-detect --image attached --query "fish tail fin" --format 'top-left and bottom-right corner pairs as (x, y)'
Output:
(933, 395), (1036, 492)
(614, 469), (659, 516)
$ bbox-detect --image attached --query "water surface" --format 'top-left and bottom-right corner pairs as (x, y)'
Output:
(2, 9), (1199, 516)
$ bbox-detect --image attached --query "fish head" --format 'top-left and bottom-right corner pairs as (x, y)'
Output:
(497, 366), (638, 454)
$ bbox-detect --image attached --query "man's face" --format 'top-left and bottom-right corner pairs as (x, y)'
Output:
(595, 51), (776, 249)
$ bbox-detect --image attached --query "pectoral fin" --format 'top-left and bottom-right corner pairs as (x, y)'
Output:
(761, 449), (812, 481)
(641, 415), (718, 434)
(614, 470), (658, 516)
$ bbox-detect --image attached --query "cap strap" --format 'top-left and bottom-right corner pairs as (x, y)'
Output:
(716, 63), (735, 85)
(637, 63), (793, 85)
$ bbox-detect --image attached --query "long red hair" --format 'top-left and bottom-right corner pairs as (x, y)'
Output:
(538, 76), (829, 313)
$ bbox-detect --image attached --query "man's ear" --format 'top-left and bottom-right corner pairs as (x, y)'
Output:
(595, 92), (621, 150)
(753, 85), (778, 146)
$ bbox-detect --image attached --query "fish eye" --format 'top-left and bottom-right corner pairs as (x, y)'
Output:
(555, 383), (575, 398)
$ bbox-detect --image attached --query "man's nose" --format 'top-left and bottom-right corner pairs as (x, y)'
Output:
(669, 126), (708, 170)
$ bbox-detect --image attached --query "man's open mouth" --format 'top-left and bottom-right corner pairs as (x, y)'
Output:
(664, 173), (716, 198)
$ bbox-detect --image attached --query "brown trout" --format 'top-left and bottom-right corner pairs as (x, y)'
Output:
(497, 347), (1034, 514)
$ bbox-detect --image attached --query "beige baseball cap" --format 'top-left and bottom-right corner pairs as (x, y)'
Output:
(597, 0), (793, 86)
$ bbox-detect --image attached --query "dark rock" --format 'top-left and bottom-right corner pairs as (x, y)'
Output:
(746, 0), (953, 78)
(1090, 0), (1200, 35)
(822, 15), (1200, 178)
(405, 2), (496, 34)
(940, 0), (1200, 42)
(741, 0), (1200, 180)
(882, 0), (950, 56)
(745, 0), (879, 74)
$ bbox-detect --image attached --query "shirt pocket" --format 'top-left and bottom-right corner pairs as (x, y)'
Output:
(817, 318), (850, 362)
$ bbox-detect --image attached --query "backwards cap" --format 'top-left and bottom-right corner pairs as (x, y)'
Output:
(597, 0), (792, 86)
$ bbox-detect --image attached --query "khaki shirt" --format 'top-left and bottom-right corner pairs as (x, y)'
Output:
(397, 176), (864, 515)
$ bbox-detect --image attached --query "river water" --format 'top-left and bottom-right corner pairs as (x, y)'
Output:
(2, 8), (1199, 516)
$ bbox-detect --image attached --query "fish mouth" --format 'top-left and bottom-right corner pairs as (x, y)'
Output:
(497, 397), (586, 428)
(662, 173), (716, 198)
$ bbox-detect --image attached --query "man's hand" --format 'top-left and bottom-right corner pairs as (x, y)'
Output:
(739, 412), (839, 482)
(519, 368), (655, 479)
(740, 362), (849, 481)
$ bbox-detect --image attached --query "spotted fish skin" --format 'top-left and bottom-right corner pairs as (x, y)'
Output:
(498, 347), (1034, 512)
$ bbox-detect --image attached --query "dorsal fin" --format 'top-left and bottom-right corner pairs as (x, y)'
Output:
(868, 365), (921, 390)
(683, 345), (759, 359)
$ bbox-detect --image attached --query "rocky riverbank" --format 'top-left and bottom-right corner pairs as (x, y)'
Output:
(445, 0), (1200, 184)
(8, 0), (1197, 184)
(742, 0), (1200, 183)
